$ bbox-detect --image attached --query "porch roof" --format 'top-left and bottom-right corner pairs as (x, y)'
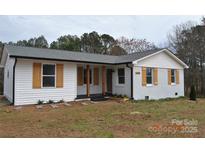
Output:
(5, 45), (161, 64)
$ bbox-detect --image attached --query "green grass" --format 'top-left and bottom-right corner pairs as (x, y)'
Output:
(0, 97), (204, 137)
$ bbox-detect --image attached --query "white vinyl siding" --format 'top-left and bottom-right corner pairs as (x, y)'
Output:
(14, 59), (77, 105)
(3, 56), (15, 102)
(112, 65), (131, 97)
(133, 51), (185, 100)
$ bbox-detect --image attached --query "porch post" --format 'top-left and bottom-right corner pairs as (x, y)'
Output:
(86, 65), (90, 97)
(102, 65), (106, 96)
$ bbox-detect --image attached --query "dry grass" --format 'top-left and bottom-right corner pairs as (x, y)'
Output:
(0, 97), (204, 137)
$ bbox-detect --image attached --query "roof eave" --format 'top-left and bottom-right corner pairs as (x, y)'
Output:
(9, 55), (132, 65)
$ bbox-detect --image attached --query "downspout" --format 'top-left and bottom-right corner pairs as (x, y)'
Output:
(12, 57), (17, 104)
(126, 63), (133, 99)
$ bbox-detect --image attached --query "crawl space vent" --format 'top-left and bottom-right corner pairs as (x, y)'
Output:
(145, 96), (149, 100)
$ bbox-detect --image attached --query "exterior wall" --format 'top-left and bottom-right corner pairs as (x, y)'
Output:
(133, 52), (185, 100)
(4, 56), (15, 102)
(112, 65), (131, 97)
(11, 50), (186, 104)
(14, 59), (77, 105)
(77, 65), (102, 95)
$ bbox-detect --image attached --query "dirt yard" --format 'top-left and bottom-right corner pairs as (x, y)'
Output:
(0, 97), (205, 137)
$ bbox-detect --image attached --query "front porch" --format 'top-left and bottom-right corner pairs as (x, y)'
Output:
(76, 64), (113, 100)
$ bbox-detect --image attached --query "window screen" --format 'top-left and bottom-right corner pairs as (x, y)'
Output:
(171, 69), (176, 83)
(118, 68), (125, 84)
(42, 64), (55, 87)
(146, 68), (153, 84)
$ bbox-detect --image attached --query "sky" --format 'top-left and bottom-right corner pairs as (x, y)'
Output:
(0, 15), (202, 46)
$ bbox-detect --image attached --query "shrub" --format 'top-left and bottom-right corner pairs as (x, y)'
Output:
(47, 100), (55, 104)
(190, 85), (196, 101)
(117, 95), (123, 98)
(57, 99), (64, 103)
(112, 94), (117, 97)
(37, 100), (44, 105)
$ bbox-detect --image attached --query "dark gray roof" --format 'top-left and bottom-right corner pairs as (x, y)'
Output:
(5, 45), (162, 64)
(115, 49), (160, 63)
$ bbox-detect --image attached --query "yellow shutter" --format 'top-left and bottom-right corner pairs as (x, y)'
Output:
(33, 63), (41, 88)
(168, 69), (171, 85)
(77, 66), (83, 86)
(153, 68), (158, 85)
(176, 70), (179, 84)
(56, 64), (64, 88)
(142, 67), (146, 86)
(94, 67), (99, 85)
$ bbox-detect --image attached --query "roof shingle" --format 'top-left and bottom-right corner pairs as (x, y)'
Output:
(5, 45), (162, 64)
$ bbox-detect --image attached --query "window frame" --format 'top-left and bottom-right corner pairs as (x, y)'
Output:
(146, 67), (153, 86)
(117, 68), (125, 85)
(83, 66), (93, 85)
(171, 69), (176, 85)
(41, 63), (56, 88)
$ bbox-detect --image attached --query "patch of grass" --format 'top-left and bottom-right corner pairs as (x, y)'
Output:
(0, 98), (204, 137)
(0, 97), (11, 106)
(68, 119), (90, 132)
(132, 97), (186, 104)
(93, 131), (114, 138)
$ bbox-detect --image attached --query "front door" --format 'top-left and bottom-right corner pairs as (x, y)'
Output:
(106, 69), (112, 94)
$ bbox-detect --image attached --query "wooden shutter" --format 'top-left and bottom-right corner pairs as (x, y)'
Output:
(176, 69), (179, 84)
(153, 68), (158, 85)
(56, 64), (64, 88)
(77, 66), (83, 86)
(168, 69), (171, 85)
(142, 67), (146, 86)
(94, 67), (99, 85)
(33, 63), (41, 88)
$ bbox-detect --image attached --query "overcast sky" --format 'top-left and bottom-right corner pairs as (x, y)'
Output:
(0, 15), (202, 46)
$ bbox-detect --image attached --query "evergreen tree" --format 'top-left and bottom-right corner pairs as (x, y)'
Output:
(190, 85), (196, 101)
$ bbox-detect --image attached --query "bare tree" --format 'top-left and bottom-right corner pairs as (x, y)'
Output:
(116, 37), (157, 53)
(168, 20), (205, 97)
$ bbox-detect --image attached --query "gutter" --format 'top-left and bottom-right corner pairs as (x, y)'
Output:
(12, 57), (17, 104)
(126, 63), (133, 99)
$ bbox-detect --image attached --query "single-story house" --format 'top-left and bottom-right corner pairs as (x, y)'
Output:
(0, 45), (188, 106)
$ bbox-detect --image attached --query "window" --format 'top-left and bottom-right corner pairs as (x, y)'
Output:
(118, 68), (125, 84)
(83, 68), (92, 84)
(146, 68), (153, 84)
(171, 69), (176, 83)
(42, 64), (55, 87)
